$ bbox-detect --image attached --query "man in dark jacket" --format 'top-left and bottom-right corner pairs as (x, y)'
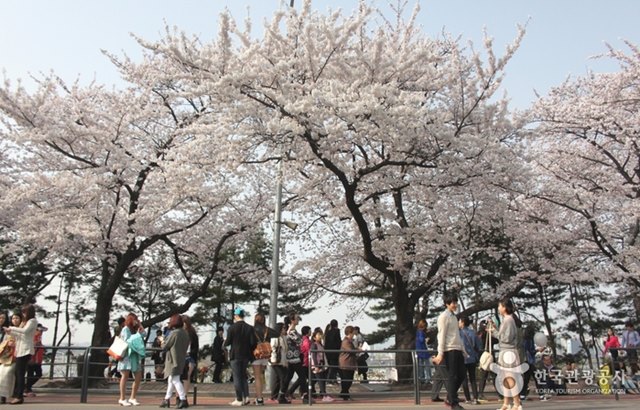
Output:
(224, 307), (257, 406)
(211, 326), (226, 383)
(324, 319), (342, 384)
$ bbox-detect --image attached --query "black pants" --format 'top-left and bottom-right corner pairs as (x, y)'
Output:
(462, 362), (478, 401)
(521, 363), (538, 398)
(326, 355), (339, 383)
(444, 350), (465, 406)
(270, 365), (288, 399)
(13, 355), (31, 399)
(357, 356), (368, 380)
(212, 360), (224, 383)
(25, 363), (42, 392)
(285, 362), (307, 396)
(340, 369), (355, 399)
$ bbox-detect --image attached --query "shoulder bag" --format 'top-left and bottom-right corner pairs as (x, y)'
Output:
(107, 335), (128, 361)
(479, 327), (494, 371)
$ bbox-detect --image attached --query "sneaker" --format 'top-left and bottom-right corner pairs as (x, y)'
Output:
(322, 395), (335, 402)
(229, 399), (244, 406)
(243, 398), (251, 405)
(119, 399), (132, 407)
(540, 395), (550, 401)
(255, 398), (264, 406)
(432, 397), (444, 402)
(128, 399), (141, 406)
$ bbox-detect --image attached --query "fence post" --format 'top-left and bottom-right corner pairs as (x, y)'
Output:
(412, 350), (420, 405)
(308, 347), (313, 406)
(80, 347), (91, 403)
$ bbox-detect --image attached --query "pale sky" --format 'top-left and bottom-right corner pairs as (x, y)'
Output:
(2, 0), (639, 344)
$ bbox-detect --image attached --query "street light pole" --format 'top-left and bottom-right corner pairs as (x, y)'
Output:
(269, 158), (284, 328)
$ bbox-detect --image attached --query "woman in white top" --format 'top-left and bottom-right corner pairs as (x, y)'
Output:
(492, 298), (523, 410)
(3, 304), (37, 405)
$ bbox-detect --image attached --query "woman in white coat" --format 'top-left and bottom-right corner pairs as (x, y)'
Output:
(3, 304), (37, 405)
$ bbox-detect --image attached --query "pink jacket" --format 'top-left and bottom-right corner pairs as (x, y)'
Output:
(301, 335), (311, 367)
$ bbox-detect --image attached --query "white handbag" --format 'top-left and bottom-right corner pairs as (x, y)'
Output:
(479, 327), (494, 371)
(107, 336), (128, 360)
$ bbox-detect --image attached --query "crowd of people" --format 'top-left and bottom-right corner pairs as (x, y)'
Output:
(109, 307), (369, 407)
(1, 298), (636, 410)
(208, 308), (369, 406)
(0, 304), (45, 405)
(419, 292), (640, 410)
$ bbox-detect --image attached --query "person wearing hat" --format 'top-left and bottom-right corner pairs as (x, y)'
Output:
(224, 307), (257, 407)
(24, 324), (47, 397)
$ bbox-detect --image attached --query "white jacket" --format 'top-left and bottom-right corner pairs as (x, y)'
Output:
(10, 318), (37, 358)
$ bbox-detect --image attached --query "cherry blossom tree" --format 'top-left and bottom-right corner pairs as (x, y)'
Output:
(529, 41), (640, 319)
(0, 57), (272, 360)
(136, 0), (532, 367)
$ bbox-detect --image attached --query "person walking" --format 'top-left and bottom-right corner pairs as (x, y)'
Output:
(25, 324), (47, 397)
(310, 328), (334, 402)
(181, 315), (198, 403)
(159, 314), (190, 409)
(459, 316), (482, 405)
(116, 312), (146, 407)
(224, 307), (257, 407)
(338, 325), (359, 401)
(432, 292), (466, 410)
(324, 320), (341, 384)
(353, 326), (369, 383)
(269, 323), (290, 404)
(3, 304), (38, 405)
(283, 313), (305, 401)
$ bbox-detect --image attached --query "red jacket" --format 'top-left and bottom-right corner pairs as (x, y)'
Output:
(32, 333), (45, 364)
(603, 335), (621, 354)
(301, 335), (311, 367)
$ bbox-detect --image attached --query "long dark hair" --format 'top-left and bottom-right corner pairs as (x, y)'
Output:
(0, 311), (10, 328)
(22, 304), (36, 321)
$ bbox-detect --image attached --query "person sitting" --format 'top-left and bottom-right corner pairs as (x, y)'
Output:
(535, 355), (566, 399)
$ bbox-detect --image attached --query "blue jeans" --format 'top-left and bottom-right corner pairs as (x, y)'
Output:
(418, 357), (432, 382)
(230, 359), (250, 401)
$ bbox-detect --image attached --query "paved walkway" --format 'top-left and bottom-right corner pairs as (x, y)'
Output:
(9, 393), (640, 410)
(22, 379), (639, 409)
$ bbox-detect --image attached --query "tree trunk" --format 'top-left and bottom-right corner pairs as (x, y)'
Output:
(537, 284), (557, 357)
(87, 284), (116, 384)
(393, 277), (416, 383)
